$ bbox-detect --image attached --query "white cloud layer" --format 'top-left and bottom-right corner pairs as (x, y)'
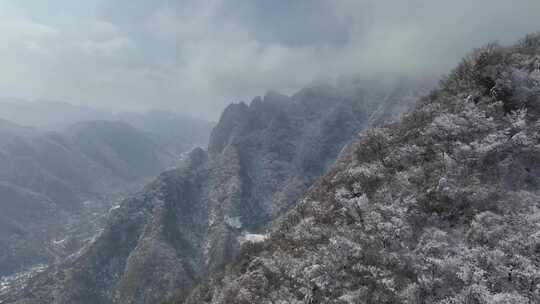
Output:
(0, 0), (539, 119)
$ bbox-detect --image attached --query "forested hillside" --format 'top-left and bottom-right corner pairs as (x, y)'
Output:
(181, 33), (540, 304)
(6, 79), (429, 304)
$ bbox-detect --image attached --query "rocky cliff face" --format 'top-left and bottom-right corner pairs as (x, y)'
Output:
(5, 79), (428, 304)
(180, 34), (540, 304)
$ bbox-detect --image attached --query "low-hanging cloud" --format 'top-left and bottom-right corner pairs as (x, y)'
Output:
(0, 0), (539, 119)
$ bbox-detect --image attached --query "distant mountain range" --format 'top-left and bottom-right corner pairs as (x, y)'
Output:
(0, 100), (114, 128)
(0, 100), (214, 155)
(0, 110), (213, 280)
(4, 77), (432, 303)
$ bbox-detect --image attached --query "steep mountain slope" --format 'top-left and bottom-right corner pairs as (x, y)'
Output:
(0, 119), (200, 279)
(6, 79), (429, 304)
(180, 34), (540, 304)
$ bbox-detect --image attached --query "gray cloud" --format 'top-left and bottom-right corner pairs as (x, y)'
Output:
(0, 0), (539, 119)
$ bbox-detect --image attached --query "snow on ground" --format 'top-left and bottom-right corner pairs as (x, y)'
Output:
(239, 233), (269, 245)
(0, 264), (47, 299)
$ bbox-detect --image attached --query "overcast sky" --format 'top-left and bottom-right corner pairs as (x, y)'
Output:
(0, 0), (539, 119)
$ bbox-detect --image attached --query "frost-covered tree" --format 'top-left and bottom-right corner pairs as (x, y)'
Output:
(180, 33), (540, 304)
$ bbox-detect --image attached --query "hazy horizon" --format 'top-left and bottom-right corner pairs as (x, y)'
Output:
(0, 0), (539, 120)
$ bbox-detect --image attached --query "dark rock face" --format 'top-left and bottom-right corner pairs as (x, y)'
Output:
(181, 34), (540, 304)
(6, 79), (428, 304)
